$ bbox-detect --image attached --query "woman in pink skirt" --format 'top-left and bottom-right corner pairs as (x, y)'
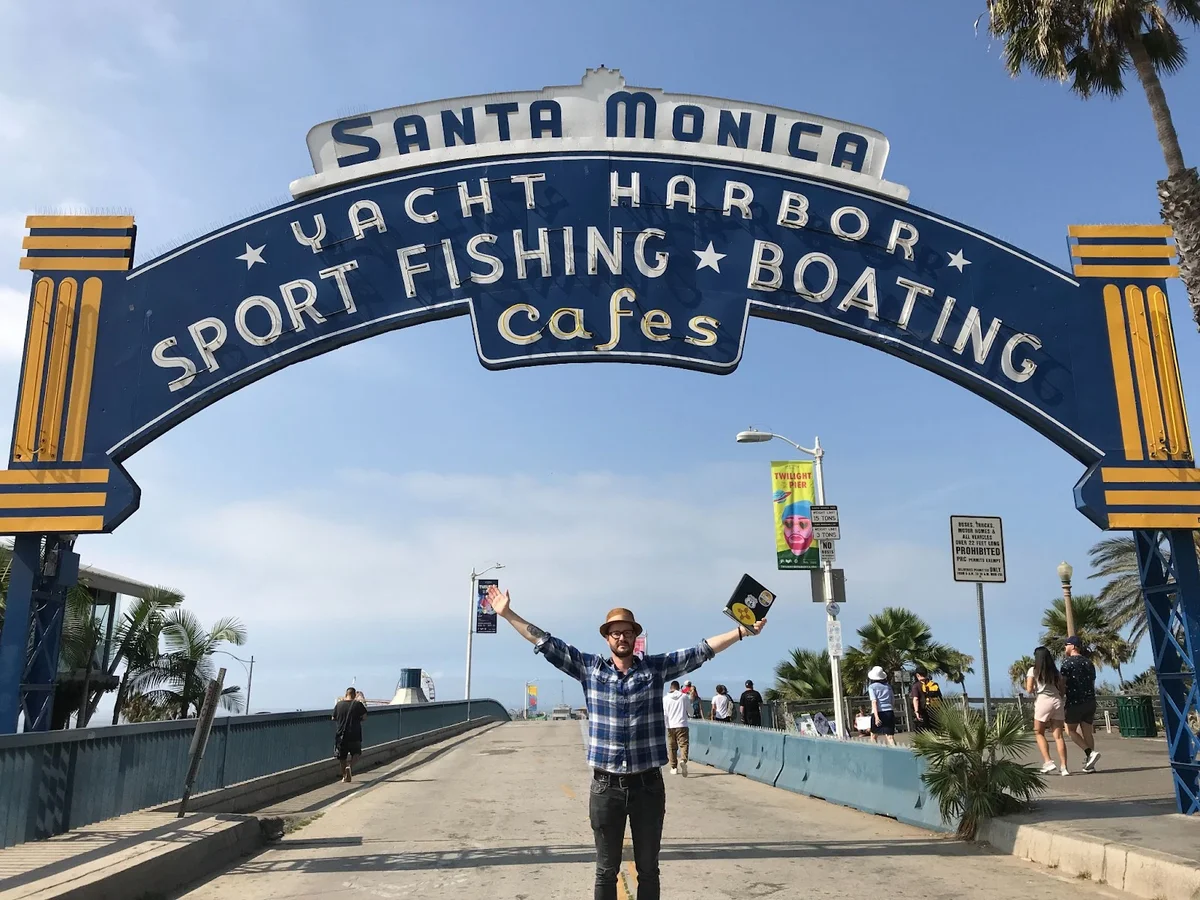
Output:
(1026, 645), (1070, 775)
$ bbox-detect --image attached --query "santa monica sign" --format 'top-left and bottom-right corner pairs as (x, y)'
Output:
(4, 68), (1193, 536)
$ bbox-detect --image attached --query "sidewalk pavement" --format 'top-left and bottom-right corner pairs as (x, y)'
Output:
(977, 731), (1200, 900)
(177, 721), (1122, 900)
(0, 727), (488, 900)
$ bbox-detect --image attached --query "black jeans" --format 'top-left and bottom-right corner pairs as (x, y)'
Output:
(589, 768), (665, 900)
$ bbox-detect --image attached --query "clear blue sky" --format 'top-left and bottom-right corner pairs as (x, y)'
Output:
(1, 1), (1197, 713)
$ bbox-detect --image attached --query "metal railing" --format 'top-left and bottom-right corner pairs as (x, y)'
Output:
(0, 698), (508, 849)
(763, 693), (1166, 735)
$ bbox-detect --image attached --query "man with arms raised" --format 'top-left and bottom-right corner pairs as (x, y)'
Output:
(486, 585), (765, 900)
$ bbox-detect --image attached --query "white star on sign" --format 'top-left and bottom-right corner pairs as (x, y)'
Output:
(693, 241), (727, 273)
(947, 249), (971, 273)
(237, 243), (266, 269)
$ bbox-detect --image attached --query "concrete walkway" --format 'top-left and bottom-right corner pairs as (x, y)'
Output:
(176, 721), (1123, 900)
(1008, 731), (1199, 864)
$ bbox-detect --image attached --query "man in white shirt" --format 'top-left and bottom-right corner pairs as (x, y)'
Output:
(662, 681), (691, 777)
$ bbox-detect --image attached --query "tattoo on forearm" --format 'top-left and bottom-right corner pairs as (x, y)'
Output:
(527, 624), (547, 640)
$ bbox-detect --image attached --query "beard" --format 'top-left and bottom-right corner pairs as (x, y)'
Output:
(611, 643), (635, 659)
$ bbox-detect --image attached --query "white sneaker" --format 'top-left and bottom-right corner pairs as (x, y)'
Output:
(1083, 750), (1101, 772)
(669, 767), (678, 775)
(1039, 761), (1057, 774)
(679, 760), (688, 777)
(1061, 767), (1071, 776)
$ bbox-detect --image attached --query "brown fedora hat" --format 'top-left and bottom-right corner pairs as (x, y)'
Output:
(599, 607), (643, 638)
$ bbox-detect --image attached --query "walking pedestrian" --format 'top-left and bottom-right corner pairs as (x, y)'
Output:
(910, 667), (943, 732)
(1026, 645), (1071, 775)
(332, 686), (367, 783)
(739, 680), (763, 727)
(867, 666), (897, 746)
(663, 681), (691, 776)
(1061, 636), (1101, 772)
(684, 680), (702, 719)
(486, 584), (766, 900)
(710, 684), (734, 722)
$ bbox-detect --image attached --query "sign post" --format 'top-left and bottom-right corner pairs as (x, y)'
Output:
(950, 515), (1006, 729)
(811, 453), (846, 740)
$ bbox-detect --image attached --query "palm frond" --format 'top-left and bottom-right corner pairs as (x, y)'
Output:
(913, 702), (1046, 838)
(207, 616), (247, 647)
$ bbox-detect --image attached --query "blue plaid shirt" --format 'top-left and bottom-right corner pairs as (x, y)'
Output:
(535, 635), (715, 773)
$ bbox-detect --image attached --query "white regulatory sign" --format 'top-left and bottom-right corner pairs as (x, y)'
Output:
(826, 618), (843, 658)
(819, 539), (837, 563)
(949, 515), (1006, 583)
(813, 524), (841, 541)
(810, 505), (839, 525)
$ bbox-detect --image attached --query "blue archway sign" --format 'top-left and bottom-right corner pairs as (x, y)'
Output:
(0, 69), (1196, 815)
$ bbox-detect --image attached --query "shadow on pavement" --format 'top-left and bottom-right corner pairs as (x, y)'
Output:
(1025, 796), (1184, 820)
(267, 733), (479, 816)
(215, 837), (997, 876)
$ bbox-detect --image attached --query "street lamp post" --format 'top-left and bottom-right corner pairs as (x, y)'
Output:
(736, 428), (846, 741)
(212, 651), (254, 714)
(1057, 561), (1077, 638)
(466, 563), (505, 712)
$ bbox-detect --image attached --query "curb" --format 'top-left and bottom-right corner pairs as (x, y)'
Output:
(0, 815), (264, 900)
(978, 817), (1200, 900)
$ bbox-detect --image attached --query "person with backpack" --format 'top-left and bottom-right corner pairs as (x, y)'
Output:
(1026, 645), (1071, 775)
(332, 686), (368, 783)
(910, 667), (942, 731)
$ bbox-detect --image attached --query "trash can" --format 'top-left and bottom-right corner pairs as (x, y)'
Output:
(1116, 695), (1158, 738)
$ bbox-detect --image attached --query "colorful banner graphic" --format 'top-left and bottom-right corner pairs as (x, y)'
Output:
(634, 634), (647, 658)
(526, 684), (538, 715)
(476, 578), (498, 633)
(771, 461), (820, 570)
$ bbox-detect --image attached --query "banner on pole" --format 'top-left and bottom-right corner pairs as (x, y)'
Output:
(476, 578), (498, 633)
(771, 461), (820, 570)
(526, 684), (538, 715)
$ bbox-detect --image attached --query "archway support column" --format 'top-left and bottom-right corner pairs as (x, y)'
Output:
(1134, 528), (1200, 813)
(0, 533), (79, 734)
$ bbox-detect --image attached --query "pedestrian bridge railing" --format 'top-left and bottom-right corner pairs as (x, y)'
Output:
(0, 698), (508, 849)
(688, 720), (951, 831)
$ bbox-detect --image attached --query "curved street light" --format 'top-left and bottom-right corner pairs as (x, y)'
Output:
(212, 650), (255, 715)
(467, 563), (505, 706)
(735, 427), (844, 740)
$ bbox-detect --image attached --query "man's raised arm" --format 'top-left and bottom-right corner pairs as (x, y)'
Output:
(706, 619), (767, 655)
(489, 586), (549, 645)
(659, 618), (768, 682)
(487, 586), (591, 683)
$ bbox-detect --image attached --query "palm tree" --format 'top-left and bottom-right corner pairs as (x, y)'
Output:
(139, 610), (247, 719)
(913, 705), (1047, 839)
(841, 607), (960, 690)
(1039, 593), (1132, 677)
(942, 650), (977, 707)
(107, 589), (184, 724)
(985, 1), (1200, 327)
(1088, 533), (1200, 647)
(1124, 666), (1161, 694)
(0, 540), (184, 728)
(1009, 655), (1035, 693)
(768, 648), (835, 701)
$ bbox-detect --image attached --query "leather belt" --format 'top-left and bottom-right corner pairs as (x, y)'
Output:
(593, 767), (661, 787)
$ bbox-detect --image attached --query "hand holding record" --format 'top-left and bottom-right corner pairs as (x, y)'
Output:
(724, 574), (775, 636)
